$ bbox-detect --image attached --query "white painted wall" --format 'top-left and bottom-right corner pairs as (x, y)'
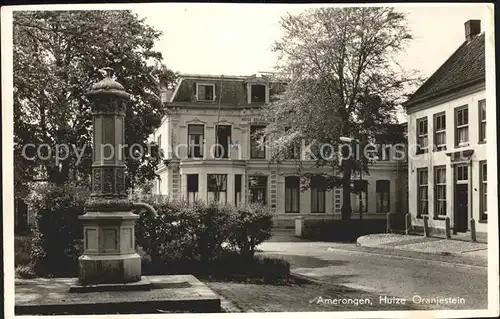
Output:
(154, 107), (407, 227)
(407, 89), (487, 233)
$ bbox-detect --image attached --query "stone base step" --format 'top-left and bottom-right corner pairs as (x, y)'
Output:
(69, 276), (152, 293)
(16, 275), (221, 315)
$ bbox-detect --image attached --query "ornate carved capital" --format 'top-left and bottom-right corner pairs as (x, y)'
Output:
(89, 95), (127, 114)
(91, 166), (127, 197)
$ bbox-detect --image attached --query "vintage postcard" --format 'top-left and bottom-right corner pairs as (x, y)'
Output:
(2, 2), (498, 319)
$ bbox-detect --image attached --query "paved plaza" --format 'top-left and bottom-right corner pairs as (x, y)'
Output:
(357, 233), (488, 260)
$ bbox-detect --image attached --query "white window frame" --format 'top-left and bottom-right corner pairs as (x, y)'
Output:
(196, 82), (216, 101)
(187, 174), (199, 204)
(480, 161), (487, 220)
(376, 180), (390, 213)
(417, 168), (428, 216)
(215, 124), (232, 159)
(310, 176), (326, 213)
(434, 113), (446, 151)
(350, 180), (368, 214)
(285, 176), (300, 213)
(416, 117), (428, 154)
(207, 174), (227, 204)
(247, 83), (269, 104)
(434, 166), (447, 218)
(234, 174), (242, 207)
(250, 125), (266, 159)
(188, 124), (204, 158)
(248, 175), (268, 205)
(455, 105), (469, 147)
(250, 84), (268, 103)
(456, 164), (469, 183)
(479, 99), (486, 142)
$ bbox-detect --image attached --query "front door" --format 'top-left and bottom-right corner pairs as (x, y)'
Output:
(454, 184), (468, 232)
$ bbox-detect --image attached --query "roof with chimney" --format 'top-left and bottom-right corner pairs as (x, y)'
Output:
(404, 21), (485, 108)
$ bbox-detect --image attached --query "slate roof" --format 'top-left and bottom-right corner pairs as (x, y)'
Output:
(168, 73), (287, 105)
(404, 33), (485, 108)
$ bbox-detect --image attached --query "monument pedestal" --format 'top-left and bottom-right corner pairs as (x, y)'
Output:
(77, 211), (141, 285)
(78, 253), (142, 284)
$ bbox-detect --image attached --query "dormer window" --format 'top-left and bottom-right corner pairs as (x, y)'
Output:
(251, 85), (266, 103)
(196, 83), (215, 101)
(245, 74), (270, 104)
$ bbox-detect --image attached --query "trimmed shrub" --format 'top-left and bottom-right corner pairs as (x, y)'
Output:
(135, 200), (277, 279)
(206, 251), (291, 282)
(24, 186), (277, 280)
(27, 182), (87, 277)
(253, 255), (291, 281)
(15, 235), (32, 266)
(228, 202), (273, 258)
(15, 264), (36, 279)
(135, 198), (233, 266)
(302, 219), (387, 242)
(195, 202), (234, 262)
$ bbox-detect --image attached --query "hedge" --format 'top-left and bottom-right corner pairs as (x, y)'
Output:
(23, 186), (277, 279)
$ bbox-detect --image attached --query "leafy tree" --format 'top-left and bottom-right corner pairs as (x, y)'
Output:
(13, 10), (177, 196)
(262, 7), (420, 220)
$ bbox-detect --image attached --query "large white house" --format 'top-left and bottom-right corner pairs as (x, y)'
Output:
(153, 73), (408, 228)
(404, 20), (487, 238)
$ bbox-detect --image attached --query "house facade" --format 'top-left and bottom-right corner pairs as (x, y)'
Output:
(154, 73), (408, 228)
(404, 20), (487, 237)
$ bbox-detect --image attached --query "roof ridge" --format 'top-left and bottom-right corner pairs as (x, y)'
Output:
(404, 33), (485, 107)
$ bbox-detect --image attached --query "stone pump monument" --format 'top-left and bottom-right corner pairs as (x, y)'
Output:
(15, 68), (223, 313)
(72, 68), (157, 290)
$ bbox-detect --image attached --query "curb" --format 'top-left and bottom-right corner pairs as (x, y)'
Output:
(327, 246), (487, 269)
(289, 272), (323, 285)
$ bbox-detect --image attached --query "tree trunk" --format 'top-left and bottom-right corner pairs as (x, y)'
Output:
(57, 159), (71, 185)
(340, 130), (353, 220)
(341, 161), (352, 220)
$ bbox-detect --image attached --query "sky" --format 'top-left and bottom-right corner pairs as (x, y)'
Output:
(133, 3), (492, 79)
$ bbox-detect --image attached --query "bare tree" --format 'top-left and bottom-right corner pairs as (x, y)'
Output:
(262, 7), (421, 220)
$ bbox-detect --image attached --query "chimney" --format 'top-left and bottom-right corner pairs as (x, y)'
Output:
(465, 20), (481, 41)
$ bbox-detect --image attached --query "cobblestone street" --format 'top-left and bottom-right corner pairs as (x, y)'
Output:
(206, 281), (419, 312)
(205, 241), (488, 312)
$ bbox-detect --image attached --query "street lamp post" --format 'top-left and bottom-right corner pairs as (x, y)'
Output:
(359, 162), (363, 221)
